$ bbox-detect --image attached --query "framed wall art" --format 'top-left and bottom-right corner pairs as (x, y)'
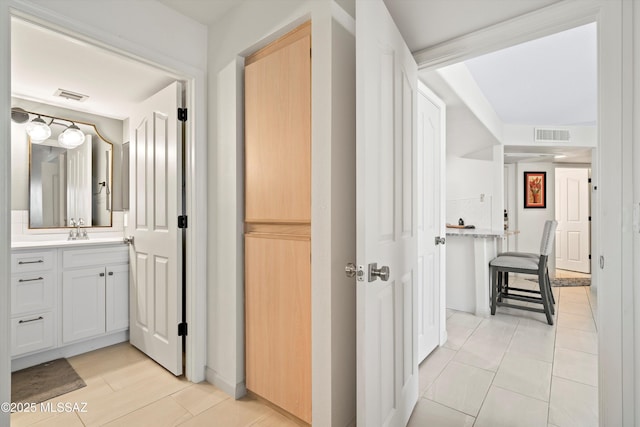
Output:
(524, 171), (546, 209)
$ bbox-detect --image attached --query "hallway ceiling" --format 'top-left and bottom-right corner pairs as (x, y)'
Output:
(158, 0), (238, 25)
(12, 0), (596, 167)
(383, 0), (561, 51)
(11, 18), (176, 120)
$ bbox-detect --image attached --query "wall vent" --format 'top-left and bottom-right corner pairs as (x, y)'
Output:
(54, 88), (89, 102)
(534, 128), (571, 142)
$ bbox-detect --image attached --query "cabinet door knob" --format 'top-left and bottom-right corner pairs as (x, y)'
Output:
(99, 272), (105, 277)
(108, 272), (114, 276)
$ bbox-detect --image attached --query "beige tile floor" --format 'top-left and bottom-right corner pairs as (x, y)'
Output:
(12, 275), (597, 427)
(412, 276), (598, 427)
(11, 344), (306, 427)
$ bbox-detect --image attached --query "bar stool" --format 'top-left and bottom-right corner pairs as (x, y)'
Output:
(498, 220), (555, 306)
(489, 220), (558, 325)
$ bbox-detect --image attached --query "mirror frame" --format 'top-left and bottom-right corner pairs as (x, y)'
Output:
(27, 114), (114, 229)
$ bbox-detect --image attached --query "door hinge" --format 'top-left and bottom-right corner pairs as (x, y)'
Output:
(178, 215), (188, 228)
(589, 254), (592, 260)
(178, 108), (188, 122)
(178, 322), (188, 336)
(588, 178), (592, 183)
(588, 216), (591, 221)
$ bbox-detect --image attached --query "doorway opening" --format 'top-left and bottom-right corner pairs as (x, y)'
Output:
(8, 11), (199, 408)
(414, 19), (599, 427)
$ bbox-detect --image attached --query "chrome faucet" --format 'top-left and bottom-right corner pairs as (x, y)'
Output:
(68, 218), (77, 240)
(77, 218), (88, 240)
(67, 218), (88, 240)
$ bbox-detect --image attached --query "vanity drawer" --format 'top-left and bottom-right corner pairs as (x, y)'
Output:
(11, 272), (55, 315)
(11, 250), (56, 273)
(62, 245), (128, 269)
(11, 311), (55, 357)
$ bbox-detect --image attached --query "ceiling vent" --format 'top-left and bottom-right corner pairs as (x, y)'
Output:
(534, 128), (571, 143)
(54, 88), (89, 102)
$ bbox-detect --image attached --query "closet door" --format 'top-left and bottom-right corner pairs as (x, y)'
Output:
(245, 235), (311, 422)
(244, 21), (312, 424)
(244, 22), (311, 224)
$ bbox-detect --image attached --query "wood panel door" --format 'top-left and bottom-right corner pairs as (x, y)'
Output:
(244, 21), (312, 424)
(244, 22), (311, 224)
(128, 81), (183, 376)
(555, 167), (591, 273)
(356, 0), (419, 425)
(417, 82), (445, 363)
(245, 235), (311, 422)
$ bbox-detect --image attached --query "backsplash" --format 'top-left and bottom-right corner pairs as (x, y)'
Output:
(11, 210), (125, 242)
(446, 196), (494, 230)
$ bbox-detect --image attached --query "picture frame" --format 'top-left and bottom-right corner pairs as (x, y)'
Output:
(524, 171), (546, 209)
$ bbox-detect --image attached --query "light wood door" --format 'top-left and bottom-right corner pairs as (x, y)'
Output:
(244, 22), (311, 223)
(128, 81), (183, 375)
(244, 21), (312, 424)
(356, 0), (419, 425)
(555, 167), (591, 273)
(245, 235), (311, 422)
(417, 82), (445, 363)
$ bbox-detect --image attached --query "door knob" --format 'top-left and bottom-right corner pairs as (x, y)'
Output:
(124, 236), (135, 245)
(435, 236), (446, 245)
(368, 262), (390, 282)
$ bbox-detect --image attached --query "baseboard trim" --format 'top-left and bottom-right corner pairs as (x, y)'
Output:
(205, 366), (246, 399)
(12, 331), (129, 372)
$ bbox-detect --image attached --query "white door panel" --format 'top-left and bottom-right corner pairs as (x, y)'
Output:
(417, 83), (444, 363)
(356, 0), (418, 425)
(128, 81), (183, 375)
(555, 168), (590, 273)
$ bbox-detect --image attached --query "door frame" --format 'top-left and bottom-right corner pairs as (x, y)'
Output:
(2, 3), (208, 383)
(415, 1), (627, 425)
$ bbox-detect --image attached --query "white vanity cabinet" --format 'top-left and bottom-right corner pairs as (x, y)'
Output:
(10, 250), (57, 356)
(61, 245), (129, 344)
(10, 241), (129, 370)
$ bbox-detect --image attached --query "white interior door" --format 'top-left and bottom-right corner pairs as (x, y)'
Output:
(66, 135), (92, 225)
(356, 0), (419, 425)
(417, 82), (445, 363)
(128, 81), (183, 375)
(555, 167), (590, 273)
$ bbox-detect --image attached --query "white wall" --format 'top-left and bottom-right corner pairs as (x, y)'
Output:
(504, 124), (597, 147)
(447, 145), (503, 231)
(515, 162), (556, 274)
(207, 1), (356, 425)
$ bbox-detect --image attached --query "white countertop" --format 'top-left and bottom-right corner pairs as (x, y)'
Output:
(445, 228), (504, 238)
(12, 237), (127, 250)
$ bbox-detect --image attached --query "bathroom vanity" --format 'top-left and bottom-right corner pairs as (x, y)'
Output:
(10, 239), (129, 371)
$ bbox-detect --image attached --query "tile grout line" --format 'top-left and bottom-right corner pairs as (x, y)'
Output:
(547, 287), (561, 426)
(469, 315), (522, 427)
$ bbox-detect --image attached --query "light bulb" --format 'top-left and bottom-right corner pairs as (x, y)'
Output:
(58, 123), (85, 148)
(25, 116), (51, 143)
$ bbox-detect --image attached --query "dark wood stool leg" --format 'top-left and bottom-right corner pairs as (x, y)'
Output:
(491, 267), (499, 315)
(538, 269), (554, 325)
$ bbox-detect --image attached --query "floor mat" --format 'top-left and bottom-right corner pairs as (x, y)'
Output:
(11, 358), (86, 404)
(527, 277), (591, 287)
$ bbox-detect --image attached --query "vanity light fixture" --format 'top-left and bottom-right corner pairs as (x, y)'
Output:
(11, 108), (86, 147)
(58, 123), (85, 148)
(25, 115), (52, 143)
